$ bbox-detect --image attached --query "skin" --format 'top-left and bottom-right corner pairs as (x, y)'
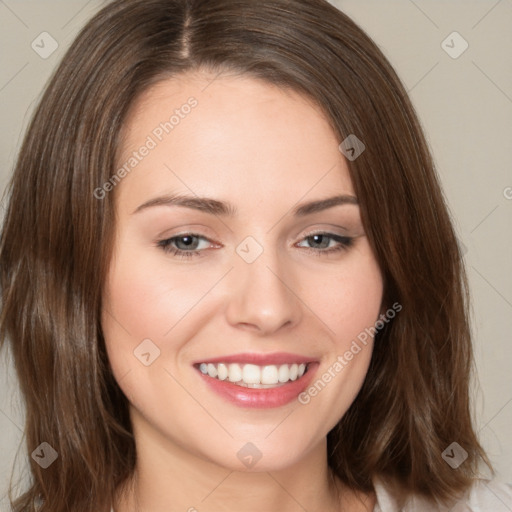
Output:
(102, 70), (383, 512)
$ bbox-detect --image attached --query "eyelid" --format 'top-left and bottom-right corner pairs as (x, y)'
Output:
(300, 226), (349, 236)
(289, 221), (352, 238)
(155, 223), (218, 240)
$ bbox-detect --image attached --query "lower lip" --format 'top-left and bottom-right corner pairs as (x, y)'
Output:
(196, 363), (319, 408)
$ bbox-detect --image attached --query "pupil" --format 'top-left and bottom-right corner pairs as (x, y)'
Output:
(177, 236), (196, 249)
(311, 234), (327, 248)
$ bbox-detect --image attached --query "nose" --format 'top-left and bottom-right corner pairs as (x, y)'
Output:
(224, 247), (302, 336)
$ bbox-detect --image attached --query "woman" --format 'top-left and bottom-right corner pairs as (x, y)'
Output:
(1, 0), (510, 511)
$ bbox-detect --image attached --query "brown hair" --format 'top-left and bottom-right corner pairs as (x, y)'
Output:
(0, 0), (492, 510)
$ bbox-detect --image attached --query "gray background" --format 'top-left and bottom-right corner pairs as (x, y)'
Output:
(0, 0), (511, 507)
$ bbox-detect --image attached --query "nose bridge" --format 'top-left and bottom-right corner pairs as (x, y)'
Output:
(224, 238), (301, 334)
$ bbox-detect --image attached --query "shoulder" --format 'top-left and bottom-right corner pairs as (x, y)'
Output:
(372, 475), (512, 512)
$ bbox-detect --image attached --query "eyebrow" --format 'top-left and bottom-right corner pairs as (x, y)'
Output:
(132, 193), (358, 216)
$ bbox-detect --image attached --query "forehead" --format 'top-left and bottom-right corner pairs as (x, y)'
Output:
(115, 71), (355, 215)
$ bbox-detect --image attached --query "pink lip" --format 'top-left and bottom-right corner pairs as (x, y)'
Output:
(195, 360), (320, 409)
(193, 352), (316, 366)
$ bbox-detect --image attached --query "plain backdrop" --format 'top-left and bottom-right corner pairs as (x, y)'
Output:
(0, 0), (511, 508)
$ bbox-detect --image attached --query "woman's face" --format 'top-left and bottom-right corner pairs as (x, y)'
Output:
(102, 71), (384, 471)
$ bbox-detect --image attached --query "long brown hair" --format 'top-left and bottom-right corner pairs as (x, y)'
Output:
(0, 0), (492, 510)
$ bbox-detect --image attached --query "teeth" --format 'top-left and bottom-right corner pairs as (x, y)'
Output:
(261, 365), (278, 385)
(228, 363), (242, 382)
(290, 363), (298, 381)
(207, 363), (217, 378)
(198, 362), (308, 387)
(217, 363), (228, 381)
(242, 364), (261, 384)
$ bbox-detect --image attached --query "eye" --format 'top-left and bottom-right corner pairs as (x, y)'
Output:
(157, 231), (354, 260)
(297, 232), (353, 255)
(157, 233), (214, 259)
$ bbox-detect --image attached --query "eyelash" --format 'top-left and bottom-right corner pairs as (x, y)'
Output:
(156, 232), (354, 259)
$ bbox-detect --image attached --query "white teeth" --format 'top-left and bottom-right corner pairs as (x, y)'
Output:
(217, 363), (228, 381)
(207, 363), (217, 378)
(242, 364), (261, 384)
(198, 362), (309, 386)
(289, 363), (298, 381)
(261, 365), (279, 385)
(228, 363), (242, 383)
(278, 364), (289, 383)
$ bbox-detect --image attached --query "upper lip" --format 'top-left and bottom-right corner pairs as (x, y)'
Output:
(193, 352), (317, 366)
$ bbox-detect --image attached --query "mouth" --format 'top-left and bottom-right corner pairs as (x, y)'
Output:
(192, 353), (319, 408)
(195, 362), (310, 388)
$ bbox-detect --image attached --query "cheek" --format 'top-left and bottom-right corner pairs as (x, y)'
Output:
(101, 251), (194, 411)
(100, 243), (230, 393)
(102, 247), (217, 343)
(294, 245), (383, 413)
(304, 246), (384, 346)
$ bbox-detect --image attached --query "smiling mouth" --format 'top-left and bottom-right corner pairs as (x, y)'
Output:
(195, 362), (310, 388)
